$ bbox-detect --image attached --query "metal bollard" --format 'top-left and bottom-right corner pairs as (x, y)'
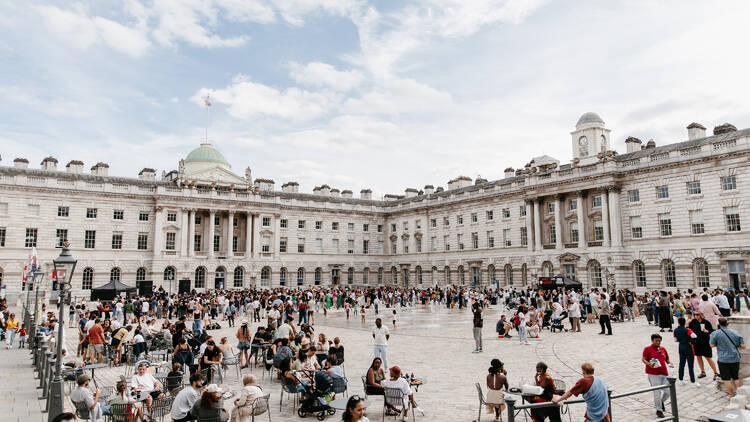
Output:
(37, 343), (48, 379)
(667, 376), (679, 422)
(607, 389), (613, 420)
(41, 351), (53, 397)
(506, 395), (517, 422)
(44, 357), (56, 411)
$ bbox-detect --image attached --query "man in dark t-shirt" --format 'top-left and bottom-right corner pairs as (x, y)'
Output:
(472, 303), (483, 353)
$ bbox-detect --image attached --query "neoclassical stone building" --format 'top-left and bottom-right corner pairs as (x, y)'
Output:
(0, 113), (748, 299)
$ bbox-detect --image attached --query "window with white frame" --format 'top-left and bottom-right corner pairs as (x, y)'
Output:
(549, 224), (556, 244)
(633, 261), (647, 287)
(165, 232), (175, 250)
(502, 208), (511, 219)
(628, 189), (640, 203)
(520, 227), (528, 246)
(391, 242), (397, 254)
(110, 267), (121, 282)
(348, 222), (355, 231)
(592, 196), (602, 208)
(430, 219), (437, 227)
(486, 210), (494, 221)
(84, 230), (96, 248)
(262, 236), (270, 253)
(233, 236), (238, 252)
(195, 267), (206, 288)
(662, 260), (676, 287)
(721, 176), (737, 191)
(280, 219), (288, 228)
(503, 229), (511, 247)
(471, 213), (478, 223)
(402, 238), (408, 253)
(694, 259), (710, 288)
(112, 232), (124, 250)
(415, 237), (422, 252)
(260, 267), (270, 287)
(570, 223), (579, 243)
(443, 235), (450, 251)
(55, 229), (68, 248)
(58, 206), (69, 217)
(656, 185), (669, 199)
(139, 233), (149, 250)
(166, 212), (176, 222)
(213, 235), (220, 251)
(471, 232), (478, 249)
(262, 217), (270, 227)
(194, 215), (201, 225)
(315, 238), (323, 253)
(690, 210), (705, 234)
(139, 212), (149, 221)
(279, 237), (287, 253)
(377, 225), (383, 233)
(457, 234), (464, 250)
(363, 224), (369, 232)
(725, 207), (741, 232)
(630, 216), (642, 239)
(457, 215), (463, 225)
(569, 199), (578, 211)
(588, 261), (602, 287)
(686, 181), (702, 195)
(520, 205), (527, 216)
(390, 223), (396, 232)
(234, 267), (244, 288)
(347, 239), (354, 254)
(82, 268), (94, 290)
(659, 213), (672, 236)
(0, 227), (4, 247)
(333, 222), (339, 231)
(487, 231), (494, 248)
(297, 220), (305, 229)
(548, 202), (555, 214)
(593, 220), (604, 241)
(315, 221), (322, 230)
(363, 239), (369, 254)
(297, 238), (305, 253)
(332, 239), (339, 253)
(86, 208), (97, 218)
(443, 217), (449, 226)
(431, 236), (437, 251)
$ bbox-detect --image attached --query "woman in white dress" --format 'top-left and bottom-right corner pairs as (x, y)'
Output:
(485, 359), (508, 421)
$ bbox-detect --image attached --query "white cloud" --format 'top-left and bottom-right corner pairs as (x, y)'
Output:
(272, 0), (363, 26)
(194, 75), (339, 121)
(343, 78), (451, 115)
(35, 4), (151, 57)
(149, 0), (248, 48)
(272, 114), (404, 149)
(288, 62), (364, 91)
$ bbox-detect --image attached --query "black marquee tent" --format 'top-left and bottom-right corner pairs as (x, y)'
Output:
(537, 275), (583, 290)
(90, 279), (138, 301)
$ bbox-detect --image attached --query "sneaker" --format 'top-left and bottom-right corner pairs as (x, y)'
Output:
(697, 372), (706, 379)
(692, 382), (701, 387)
(656, 410), (665, 418)
(415, 406), (425, 416)
(472, 349), (479, 353)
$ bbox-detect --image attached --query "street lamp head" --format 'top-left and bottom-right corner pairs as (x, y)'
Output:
(53, 242), (78, 289)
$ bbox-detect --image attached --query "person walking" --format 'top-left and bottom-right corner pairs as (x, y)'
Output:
(673, 317), (699, 386)
(688, 311), (719, 380)
(710, 317), (746, 398)
(472, 303), (483, 353)
(517, 306), (530, 346)
(5, 313), (19, 349)
(642, 333), (673, 419)
(598, 294), (612, 335)
(372, 318), (390, 368)
(552, 362), (610, 422)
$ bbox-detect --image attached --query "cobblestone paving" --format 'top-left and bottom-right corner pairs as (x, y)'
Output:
(17, 304), (730, 421)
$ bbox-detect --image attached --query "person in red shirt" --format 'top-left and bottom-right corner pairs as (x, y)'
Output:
(641, 334), (674, 419)
(87, 318), (106, 364)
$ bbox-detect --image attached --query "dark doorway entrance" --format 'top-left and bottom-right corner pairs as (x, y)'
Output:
(179, 279), (191, 295)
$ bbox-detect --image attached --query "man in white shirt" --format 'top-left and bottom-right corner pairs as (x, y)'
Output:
(171, 373), (203, 422)
(267, 306), (281, 329)
(131, 362), (164, 411)
(372, 318), (390, 368)
(252, 299), (261, 322)
(382, 366), (424, 417)
(277, 317), (296, 340)
(71, 375), (102, 422)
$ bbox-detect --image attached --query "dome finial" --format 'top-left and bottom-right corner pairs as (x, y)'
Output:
(576, 112), (604, 127)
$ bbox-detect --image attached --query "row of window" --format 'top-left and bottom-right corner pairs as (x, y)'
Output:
(51, 206), (157, 221)
(631, 207), (741, 238)
(277, 218), (381, 233)
(628, 176), (737, 203)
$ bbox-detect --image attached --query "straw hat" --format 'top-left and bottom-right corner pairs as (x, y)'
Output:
(205, 384), (223, 394)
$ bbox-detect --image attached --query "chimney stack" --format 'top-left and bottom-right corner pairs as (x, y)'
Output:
(625, 136), (642, 153)
(404, 188), (418, 198)
(360, 189), (372, 200)
(281, 182), (299, 193)
(138, 168), (156, 180)
(40, 157), (58, 171)
(423, 185), (434, 195)
(714, 123), (737, 135)
(341, 189), (353, 198)
(13, 158), (29, 169)
(504, 167), (515, 178)
(66, 160), (84, 174)
(687, 123), (706, 141)
(91, 162), (109, 176)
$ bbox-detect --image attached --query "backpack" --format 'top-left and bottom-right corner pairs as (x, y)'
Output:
(513, 314), (521, 327)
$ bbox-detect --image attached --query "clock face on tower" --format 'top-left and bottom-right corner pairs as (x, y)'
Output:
(579, 136), (588, 146)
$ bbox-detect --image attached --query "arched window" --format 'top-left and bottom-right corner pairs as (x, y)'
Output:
(164, 267), (175, 282)
(347, 267), (354, 284)
(279, 268), (287, 286)
(82, 268), (94, 290)
(136, 268), (147, 287)
(195, 267), (206, 288)
(521, 264), (528, 285)
(315, 268), (322, 285)
(363, 268), (369, 285)
(504, 264), (513, 286)
(297, 268), (305, 285)
(416, 266), (423, 284)
(601, 134), (607, 152)
(432, 266), (438, 284)
(234, 267), (244, 288)
(445, 266), (451, 284)
(488, 265), (496, 283)
(391, 267), (398, 284)
(458, 266), (465, 285)
(261, 267), (270, 287)
(542, 261), (554, 277)
(633, 260), (647, 287)
(110, 267), (121, 282)
(588, 260), (602, 287)
(662, 260), (676, 288)
(377, 267), (383, 284)
(694, 259), (709, 288)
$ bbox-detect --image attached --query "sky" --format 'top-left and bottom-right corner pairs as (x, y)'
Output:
(1, 0), (749, 198)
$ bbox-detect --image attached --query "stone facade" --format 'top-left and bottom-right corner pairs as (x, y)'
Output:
(0, 113), (749, 298)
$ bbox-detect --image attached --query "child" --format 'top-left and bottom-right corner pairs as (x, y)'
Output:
(392, 309), (397, 328)
(19, 324), (27, 348)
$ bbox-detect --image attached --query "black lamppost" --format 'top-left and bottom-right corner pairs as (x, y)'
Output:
(47, 244), (77, 421)
(24, 269), (44, 343)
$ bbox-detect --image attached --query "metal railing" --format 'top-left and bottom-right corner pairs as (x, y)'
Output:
(505, 376), (678, 422)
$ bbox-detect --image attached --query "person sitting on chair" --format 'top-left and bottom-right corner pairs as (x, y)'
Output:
(131, 362), (165, 413)
(382, 366), (424, 417)
(365, 357), (386, 396)
(107, 380), (145, 422)
(231, 375), (265, 422)
(70, 374), (103, 422)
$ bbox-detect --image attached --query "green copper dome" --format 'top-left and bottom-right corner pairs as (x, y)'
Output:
(185, 143), (229, 165)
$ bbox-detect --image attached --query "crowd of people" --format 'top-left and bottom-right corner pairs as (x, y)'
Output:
(15, 280), (745, 422)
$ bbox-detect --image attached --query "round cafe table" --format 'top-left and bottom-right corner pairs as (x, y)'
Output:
(410, 377), (426, 392)
(329, 397), (370, 410)
(83, 363), (109, 388)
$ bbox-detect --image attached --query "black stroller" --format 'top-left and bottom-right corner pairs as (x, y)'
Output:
(297, 370), (336, 420)
(542, 309), (553, 329)
(550, 311), (569, 332)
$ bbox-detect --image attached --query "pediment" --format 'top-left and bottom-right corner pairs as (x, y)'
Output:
(558, 252), (580, 262)
(184, 165), (248, 185)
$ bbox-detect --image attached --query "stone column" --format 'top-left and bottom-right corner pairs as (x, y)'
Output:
(576, 191), (586, 248)
(208, 210), (216, 258)
(253, 213), (261, 258)
(554, 195), (563, 249)
(601, 189), (611, 248)
(180, 209), (189, 257)
(608, 186), (622, 248)
(153, 206), (163, 259)
(226, 211), (234, 259)
(273, 213), (281, 258)
(188, 210), (196, 257)
(245, 212), (252, 256)
(533, 198), (542, 251)
(525, 200), (534, 252)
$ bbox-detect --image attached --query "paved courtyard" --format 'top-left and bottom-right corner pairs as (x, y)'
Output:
(7, 303), (731, 421)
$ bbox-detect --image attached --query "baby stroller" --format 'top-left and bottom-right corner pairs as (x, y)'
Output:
(541, 309), (553, 329)
(297, 370), (336, 420)
(550, 311), (568, 333)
